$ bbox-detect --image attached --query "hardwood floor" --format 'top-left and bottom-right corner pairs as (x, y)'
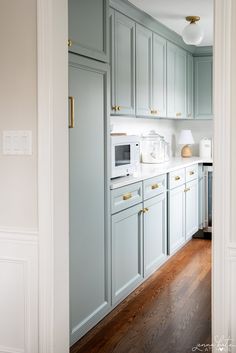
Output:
(71, 239), (211, 353)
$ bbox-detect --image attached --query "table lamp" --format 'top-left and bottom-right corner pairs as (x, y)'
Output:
(178, 129), (194, 157)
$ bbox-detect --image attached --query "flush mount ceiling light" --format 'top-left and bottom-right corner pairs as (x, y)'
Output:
(182, 16), (204, 45)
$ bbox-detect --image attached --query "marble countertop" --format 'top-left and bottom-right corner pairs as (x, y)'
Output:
(110, 157), (213, 189)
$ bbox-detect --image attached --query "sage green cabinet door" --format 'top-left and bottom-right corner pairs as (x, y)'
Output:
(136, 24), (152, 117)
(168, 184), (186, 254)
(68, 0), (108, 62)
(69, 55), (110, 344)
(110, 11), (135, 115)
(187, 53), (194, 119)
(152, 34), (167, 117)
(112, 204), (143, 305)
(194, 56), (213, 119)
(143, 193), (167, 277)
(167, 43), (187, 119)
(185, 179), (199, 240)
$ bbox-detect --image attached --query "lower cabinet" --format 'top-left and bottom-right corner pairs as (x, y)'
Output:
(168, 184), (186, 254)
(168, 166), (199, 254)
(185, 179), (199, 240)
(143, 193), (167, 277)
(112, 203), (143, 305)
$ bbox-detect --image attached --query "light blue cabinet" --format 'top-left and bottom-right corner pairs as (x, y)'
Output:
(136, 24), (152, 117)
(110, 10), (135, 115)
(69, 55), (110, 344)
(167, 43), (187, 119)
(187, 53), (194, 118)
(168, 184), (186, 254)
(143, 193), (167, 277)
(112, 203), (143, 305)
(68, 0), (108, 62)
(185, 179), (199, 240)
(152, 34), (167, 117)
(194, 56), (213, 119)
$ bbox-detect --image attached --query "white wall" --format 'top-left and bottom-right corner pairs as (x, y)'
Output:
(0, 0), (37, 229)
(111, 116), (213, 157)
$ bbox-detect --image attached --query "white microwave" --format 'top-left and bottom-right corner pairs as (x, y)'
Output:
(111, 135), (140, 178)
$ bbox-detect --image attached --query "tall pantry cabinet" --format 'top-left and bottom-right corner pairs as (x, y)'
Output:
(68, 0), (110, 345)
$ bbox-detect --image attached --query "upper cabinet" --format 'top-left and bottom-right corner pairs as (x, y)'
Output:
(68, 0), (109, 62)
(187, 53), (194, 119)
(167, 42), (187, 119)
(136, 24), (152, 117)
(194, 56), (213, 119)
(110, 11), (135, 115)
(136, 25), (167, 117)
(152, 34), (167, 117)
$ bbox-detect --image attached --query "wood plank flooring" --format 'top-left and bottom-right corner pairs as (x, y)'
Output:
(71, 239), (211, 353)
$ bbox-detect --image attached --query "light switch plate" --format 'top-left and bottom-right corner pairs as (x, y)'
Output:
(3, 130), (32, 155)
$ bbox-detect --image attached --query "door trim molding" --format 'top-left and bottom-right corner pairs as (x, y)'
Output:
(37, 0), (69, 352)
(213, 0), (232, 349)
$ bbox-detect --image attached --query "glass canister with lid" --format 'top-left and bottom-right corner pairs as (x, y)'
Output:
(141, 130), (165, 164)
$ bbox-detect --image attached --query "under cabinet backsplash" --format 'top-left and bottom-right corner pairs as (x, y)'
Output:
(111, 116), (213, 157)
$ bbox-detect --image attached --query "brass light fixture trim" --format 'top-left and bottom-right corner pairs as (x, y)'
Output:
(185, 16), (200, 24)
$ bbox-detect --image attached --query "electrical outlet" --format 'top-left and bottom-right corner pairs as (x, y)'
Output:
(2, 130), (32, 155)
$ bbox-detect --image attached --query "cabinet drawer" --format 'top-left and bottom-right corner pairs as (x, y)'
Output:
(185, 164), (199, 182)
(168, 168), (185, 189)
(111, 182), (143, 214)
(143, 174), (166, 200)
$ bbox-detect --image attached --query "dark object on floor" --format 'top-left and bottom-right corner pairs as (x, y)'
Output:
(193, 229), (212, 240)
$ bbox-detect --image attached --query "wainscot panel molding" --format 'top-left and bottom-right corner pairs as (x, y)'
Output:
(0, 229), (38, 353)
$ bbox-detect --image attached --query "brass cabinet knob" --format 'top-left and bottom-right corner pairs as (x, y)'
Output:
(68, 39), (73, 47)
(176, 112), (182, 117)
(175, 176), (181, 181)
(151, 183), (159, 190)
(117, 106), (121, 111)
(189, 171), (195, 175)
(140, 207), (149, 214)
(184, 188), (190, 192)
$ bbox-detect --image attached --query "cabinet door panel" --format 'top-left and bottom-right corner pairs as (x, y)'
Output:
(69, 56), (110, 344)
(194, 56), (213, 119)
(186, 179), (199, 240)
(111, 11), (135, 115)
(112, 204), (143, 305)
(144, 193), (167, 277)
(68, 0), (108, 62)
(168, 185), (186, 254)
(136, 24), (152, 116)
(152, 34), (167, 117)
(187, 53), (194, 118)
(167, 43), (187, 119)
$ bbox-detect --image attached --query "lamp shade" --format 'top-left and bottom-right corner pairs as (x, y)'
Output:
(178, 130), (194, 145)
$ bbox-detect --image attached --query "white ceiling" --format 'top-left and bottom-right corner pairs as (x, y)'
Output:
(128, 0), (213, 46)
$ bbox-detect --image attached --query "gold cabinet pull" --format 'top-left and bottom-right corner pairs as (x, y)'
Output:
(140, 207), (149, 214)
(151, 183), (159, 190)
(176, 112), (182, 117)
(112, 105), (121, 112)
(184, 188), (190, 192)
(150, 109), (157, 114)
(68, 39), (73, 47)
(175, 176), (181, 181)
(68, 96), (75, 128)
(189, 171), (195, 175)
(123, 192), (132, 201)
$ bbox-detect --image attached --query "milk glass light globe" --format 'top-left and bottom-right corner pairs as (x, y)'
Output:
(182, 16), (204, 45)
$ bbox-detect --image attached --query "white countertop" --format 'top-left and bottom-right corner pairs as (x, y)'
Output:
(110, 157), (213, 189)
